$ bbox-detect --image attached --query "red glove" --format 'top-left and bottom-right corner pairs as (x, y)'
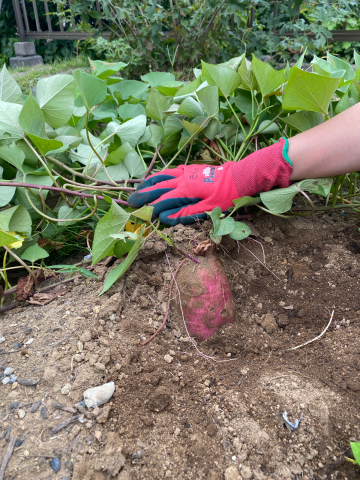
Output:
(128, 138), (293, 225)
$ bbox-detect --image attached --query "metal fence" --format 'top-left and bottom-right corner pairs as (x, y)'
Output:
(11, 0), (360, 44)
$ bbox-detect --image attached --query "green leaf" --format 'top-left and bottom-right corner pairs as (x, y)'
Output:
(19, 92), (46, 138)
(55, 135), (81, 149)
(295, 49), (307, 69)
(173, 77), (203, 102)
(251, 56), (285, 98)
(91, 200), (129, 265)
(282, 67), (341, 114)
(91, 59), (128, 79)
(0, 230), (20, 248)
(354, 50), (360, 70)
(238, 57), (258, 92)
(232, 89), (253, 115)
(117, 103), (146, 121)
(0, 205), (32, 237)
(104, 142), (133, 166)
(146, 124), (164, 148)
(0, 142), (25, 172)
(141, 72), (175, 88)
(109, 116), (147, 147)
(156, 81), (184, 96)
(124, 150), (145, 178)
(177, 97), (204, 117)
(0, 186), (16, 207)
(256, 120), (279, 135)
(0, 65), (23, 104)
(260, 178), (332, 213)
(113, 239), (136, 258)
(350, 442), (360, 466)
(229, 196), (260, 214)
(101, 228), (146, 294)
(37, 75), (76, 128)
(209, 206), (222, 235)
(109, 80), (148, 102)
(146, 89), (171, 122)
(73, 69), (107, 110)
(280, 111), (323, 132)
(95, 164), (129, 182)
(229, 222), (251, 241)
(164, 116), (183, 140)
(182, 119), (205, 136)
(21, 243), (49, 262)
(197, 86), (219, 117)
(201, 61), (241, 98)
(219, 54), (245, 71)
(327, 52), (355, 81)
(27, 133), (64, 156)
(216, 217), (236, 236)
(77, 268), (98, 279)
(0, 102), (23, 141)
(131, 205), (153, 222)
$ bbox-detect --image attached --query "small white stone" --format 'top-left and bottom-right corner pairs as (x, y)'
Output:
(4, 367), (14, 376)
(0, 336), (5, 344)
(18, 408), (25, 419)
(2, 377), (10, 385)
(83, 382), (115, 408)
(61, 383), (71, 395)
(227, 353), (232, 357)
(77, 341), (84, 353)
(164, 354), (173, 364)
(174, 427), (180, 436)
(25, 338), (34, 345)
(240, 368), (248, 375)
(264, 237), (273, 243)
(231, 455), (237, 461)
(169, 350), (176, 356)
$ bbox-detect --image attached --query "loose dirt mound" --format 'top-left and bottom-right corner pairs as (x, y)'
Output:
(0, 212), (360, 479)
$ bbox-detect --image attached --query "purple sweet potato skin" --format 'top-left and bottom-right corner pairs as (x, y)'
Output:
(176, 255), (235, 342)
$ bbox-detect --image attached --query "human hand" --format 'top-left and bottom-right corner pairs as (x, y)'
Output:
(128, 138), (292, 225)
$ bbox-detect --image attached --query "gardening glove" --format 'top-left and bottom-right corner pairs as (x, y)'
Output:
(128, 138), (293, 225)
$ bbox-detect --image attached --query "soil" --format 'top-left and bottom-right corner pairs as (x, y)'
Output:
(1, 210), (360, 480)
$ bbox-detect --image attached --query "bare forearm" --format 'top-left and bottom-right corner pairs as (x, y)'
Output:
(289, 102), (360, 181)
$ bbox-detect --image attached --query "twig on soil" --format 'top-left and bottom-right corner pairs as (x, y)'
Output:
(0, 435), (17, 480)
(50, 415), (79, 434)
(288, 307), (335, 351)
(140, 258), (187, 347)
(71, 432), (81, 453)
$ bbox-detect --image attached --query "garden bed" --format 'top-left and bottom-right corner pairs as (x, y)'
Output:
(0, 210), (359, 479)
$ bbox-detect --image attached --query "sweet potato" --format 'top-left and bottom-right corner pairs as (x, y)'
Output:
(176, 254), (235, 342)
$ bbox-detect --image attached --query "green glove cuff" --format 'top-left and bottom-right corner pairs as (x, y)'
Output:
(280, 137), (293, 167)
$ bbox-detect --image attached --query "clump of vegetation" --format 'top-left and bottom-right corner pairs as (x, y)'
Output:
(0, 51), (359, 298)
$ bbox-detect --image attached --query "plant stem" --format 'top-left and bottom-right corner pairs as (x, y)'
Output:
(164, 117), (210, 169)
(85, 111), (117, 186)
(0, 182), (128, 206)
(4, 246), (39, 287)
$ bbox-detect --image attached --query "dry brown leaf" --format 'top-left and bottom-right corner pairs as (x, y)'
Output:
(193, 239), (213, 256)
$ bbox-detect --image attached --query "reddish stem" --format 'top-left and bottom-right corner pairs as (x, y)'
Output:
(0, 182), (128, 206)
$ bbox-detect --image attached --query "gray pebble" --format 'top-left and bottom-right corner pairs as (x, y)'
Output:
(50, 457), (61, 473)
(9, 374), (17, 384)
(10, 402), (19, 410)
(40, 406), (48, 419)
(77, 401), (86, 408)
(30, 401), (41, 413)
(18, 379), (37, 386)
(2, 377), (10, 385)
(4, 367), (14, 376)
(15, 439), (23, 447)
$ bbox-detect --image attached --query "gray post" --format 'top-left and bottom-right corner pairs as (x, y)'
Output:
(9, 42), (44, 69)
